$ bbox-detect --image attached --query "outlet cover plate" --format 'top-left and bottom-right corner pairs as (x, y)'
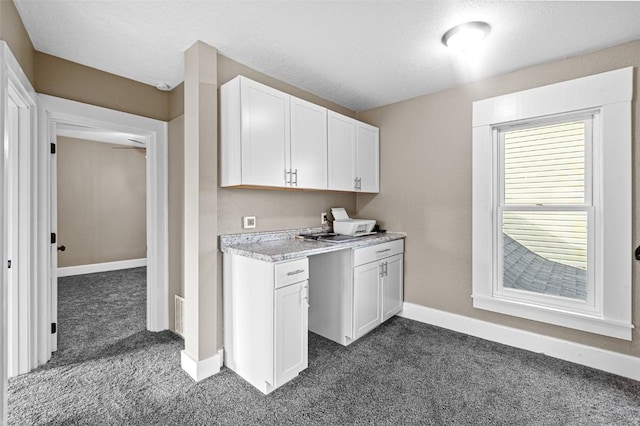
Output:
(243, 216), (256, 229)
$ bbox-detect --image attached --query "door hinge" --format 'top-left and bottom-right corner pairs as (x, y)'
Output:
(51, 323), (57, 334)
(7, 259), (11, 269)
(51, 143), (56, 154)
(51, 233), (57, 244)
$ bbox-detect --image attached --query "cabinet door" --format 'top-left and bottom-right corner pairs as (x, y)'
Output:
(352, 261), (382, 339)
(240, 77), (290, 187)
(328, 111), (357, 191)
(382, 254), (404, 321)
(274, 280), (308, 387)
(356, 122), (379, 193)
(290, 97), (327, 190)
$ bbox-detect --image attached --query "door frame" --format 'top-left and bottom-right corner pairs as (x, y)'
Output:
(1, 41), (38, 424)
(38, 95), (170, 352)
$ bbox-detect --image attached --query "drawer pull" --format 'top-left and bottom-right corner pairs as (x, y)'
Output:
(376, 248), (391, 254)
(287, 269), (305, 276)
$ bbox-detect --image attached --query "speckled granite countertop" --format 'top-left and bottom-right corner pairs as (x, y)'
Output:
(219, 227), (406, 262)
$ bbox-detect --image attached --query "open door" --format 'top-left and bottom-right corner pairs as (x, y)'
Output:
(50, 124), (58, 352)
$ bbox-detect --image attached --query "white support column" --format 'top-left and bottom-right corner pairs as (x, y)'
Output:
(181, 41), (221, 381)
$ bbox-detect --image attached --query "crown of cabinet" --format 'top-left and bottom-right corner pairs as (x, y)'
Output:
(221, 76), (379, 193)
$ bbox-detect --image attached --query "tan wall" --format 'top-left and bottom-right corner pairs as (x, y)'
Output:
(57, 137), (146, 267)
(168, 116), (184, 331)
(356, 39), (640, 357)
(34, 52), (170, 121)
(0, 0), (35, 84)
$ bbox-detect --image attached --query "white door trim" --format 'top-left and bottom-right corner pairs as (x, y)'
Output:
(1, 41), (38, 424)
(37, 94), (169, 338)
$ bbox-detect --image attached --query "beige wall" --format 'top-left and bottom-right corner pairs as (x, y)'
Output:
(356, 39), (640, 357)
(34, 52), (170, 121)
(57, 137), (146, 267)
(0, 0), (35, 84)
(168, 116), (184, 332)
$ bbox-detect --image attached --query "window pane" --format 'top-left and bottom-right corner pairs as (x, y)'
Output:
(504, 121), (585, 205)
(502, 211), (587, 300)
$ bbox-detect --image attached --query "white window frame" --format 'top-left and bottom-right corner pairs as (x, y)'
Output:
(472, 67), (633, 340)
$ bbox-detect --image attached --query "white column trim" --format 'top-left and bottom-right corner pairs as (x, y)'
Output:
(180, 349), (224, 382)
(399, 302), (640, 382)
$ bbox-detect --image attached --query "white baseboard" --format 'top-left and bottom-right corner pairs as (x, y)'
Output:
(181, 348), (224, 382)
(399, 302), (640, 382)
(57, 258), (147, 277)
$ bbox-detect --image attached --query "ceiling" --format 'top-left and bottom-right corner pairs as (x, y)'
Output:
(14, 1), (640, 112)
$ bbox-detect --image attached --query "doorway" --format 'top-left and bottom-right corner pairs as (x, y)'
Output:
(38, 94), (169, 357)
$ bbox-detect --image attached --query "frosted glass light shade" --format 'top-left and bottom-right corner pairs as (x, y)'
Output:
(442, 21), (491, 52)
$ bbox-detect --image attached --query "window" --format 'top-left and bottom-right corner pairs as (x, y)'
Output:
(472, 68), (633, 340)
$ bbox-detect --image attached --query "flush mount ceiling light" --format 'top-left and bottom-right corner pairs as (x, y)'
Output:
(155, 82), (171, 91)
(442, 21), (491, 52)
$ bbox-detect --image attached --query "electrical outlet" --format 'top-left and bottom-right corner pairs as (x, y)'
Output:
(243, 216), (256, 229)
(321, 212), (328, 225)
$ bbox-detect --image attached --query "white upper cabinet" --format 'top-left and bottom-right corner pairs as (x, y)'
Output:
(328, 111), (379, 193)
(221, 76), (378, 193)
(290, 96), (327, 190)
(221, 76), (289, 187)
(327, 111), (357, 191)
(356, 122), (380, 193)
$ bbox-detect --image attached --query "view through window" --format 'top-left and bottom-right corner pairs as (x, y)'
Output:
(500, 120), (590, 300)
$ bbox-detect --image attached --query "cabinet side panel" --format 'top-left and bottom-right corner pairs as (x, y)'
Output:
(220, 77), (242, 186)
(223, 254), (274, 388)
(309, 250), (350, 344)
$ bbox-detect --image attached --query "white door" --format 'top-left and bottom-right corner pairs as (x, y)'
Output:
(240, 77), (289, 187)
(327, 111), (356, 191)
(356, 122), (379, 193)
(353, 261), (382, 339)
(290, 96), (327, 190)
(50, 127), (58, 352)
(274, 280), (308, 387)
(382, 254), (404, 321)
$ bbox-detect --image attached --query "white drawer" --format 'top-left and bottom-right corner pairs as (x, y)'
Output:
(353, 239), (404, 267)
(274, 257), (309, 288)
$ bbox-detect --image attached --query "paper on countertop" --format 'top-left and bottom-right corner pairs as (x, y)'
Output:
(331, 207), (350, 221)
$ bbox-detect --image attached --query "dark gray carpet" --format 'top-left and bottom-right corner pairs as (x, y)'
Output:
(8, 268), (640, 425)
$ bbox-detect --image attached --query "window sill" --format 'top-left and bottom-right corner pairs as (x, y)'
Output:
(473, 295), (633, 340)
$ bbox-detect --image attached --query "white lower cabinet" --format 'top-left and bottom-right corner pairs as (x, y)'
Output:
(353, 260), (383, 339)
(223, 255), (308, 394)
(309, 239), (404, 345)
(224, 239), (403, 393)
(274, 280), (308, 387)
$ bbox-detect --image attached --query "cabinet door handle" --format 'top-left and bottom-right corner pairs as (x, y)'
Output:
(376, 248), (391, 254)
(292, 169), (298, 186)
(287, 269), (305, 276)
(303, 285), (310, 308)
(284, 169), (291, 184)
(384, 261), (388, 277)
(354, 177), (358, 190)
(379, 263), (384, 277)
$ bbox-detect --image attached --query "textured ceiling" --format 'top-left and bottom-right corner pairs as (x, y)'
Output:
(14, 1), (640, 112)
